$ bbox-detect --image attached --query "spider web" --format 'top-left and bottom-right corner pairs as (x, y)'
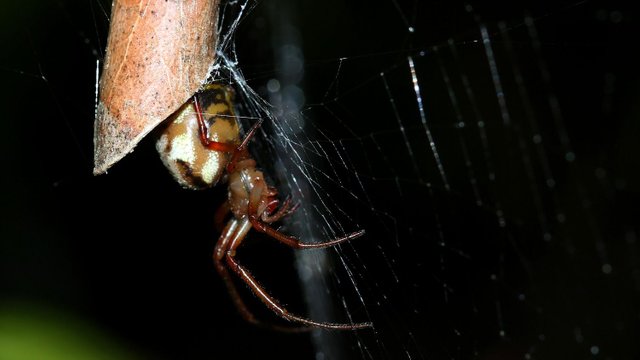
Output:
(1, 0), (639, 359)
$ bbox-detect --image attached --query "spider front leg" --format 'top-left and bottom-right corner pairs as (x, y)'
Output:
(218, 218), (372, 330)
(192, 90), (264, 172)
(246, 184), (366, 249)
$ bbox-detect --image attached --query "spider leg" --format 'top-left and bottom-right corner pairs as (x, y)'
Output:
(214, 219), (260, 325)
(245, 184), (365, 248)
(193, 91), (266, 175)
(236, 118), (264, 152)
(223, 224), (372, 330)
(193, 92), (263, 152)
(261, 197), (297, 224)
(226, 118), (264, 173)
(250, 218), (365, 249)
(216, 218), (368, 331)
(226, 256), (371, 330)
(192, 95), (238, 153)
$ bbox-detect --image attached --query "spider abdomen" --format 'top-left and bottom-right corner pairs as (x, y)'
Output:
(156, 84), (240, 190)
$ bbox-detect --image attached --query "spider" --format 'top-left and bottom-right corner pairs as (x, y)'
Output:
(155, 83), (371, 330)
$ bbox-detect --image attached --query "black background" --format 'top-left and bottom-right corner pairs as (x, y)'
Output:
(2, 0), (640, 359)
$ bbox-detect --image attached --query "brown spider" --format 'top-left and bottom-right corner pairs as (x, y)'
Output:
(155, 83), (371, 330)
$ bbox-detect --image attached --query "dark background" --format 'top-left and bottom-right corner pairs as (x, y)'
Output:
(2, 0), (639, 359)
